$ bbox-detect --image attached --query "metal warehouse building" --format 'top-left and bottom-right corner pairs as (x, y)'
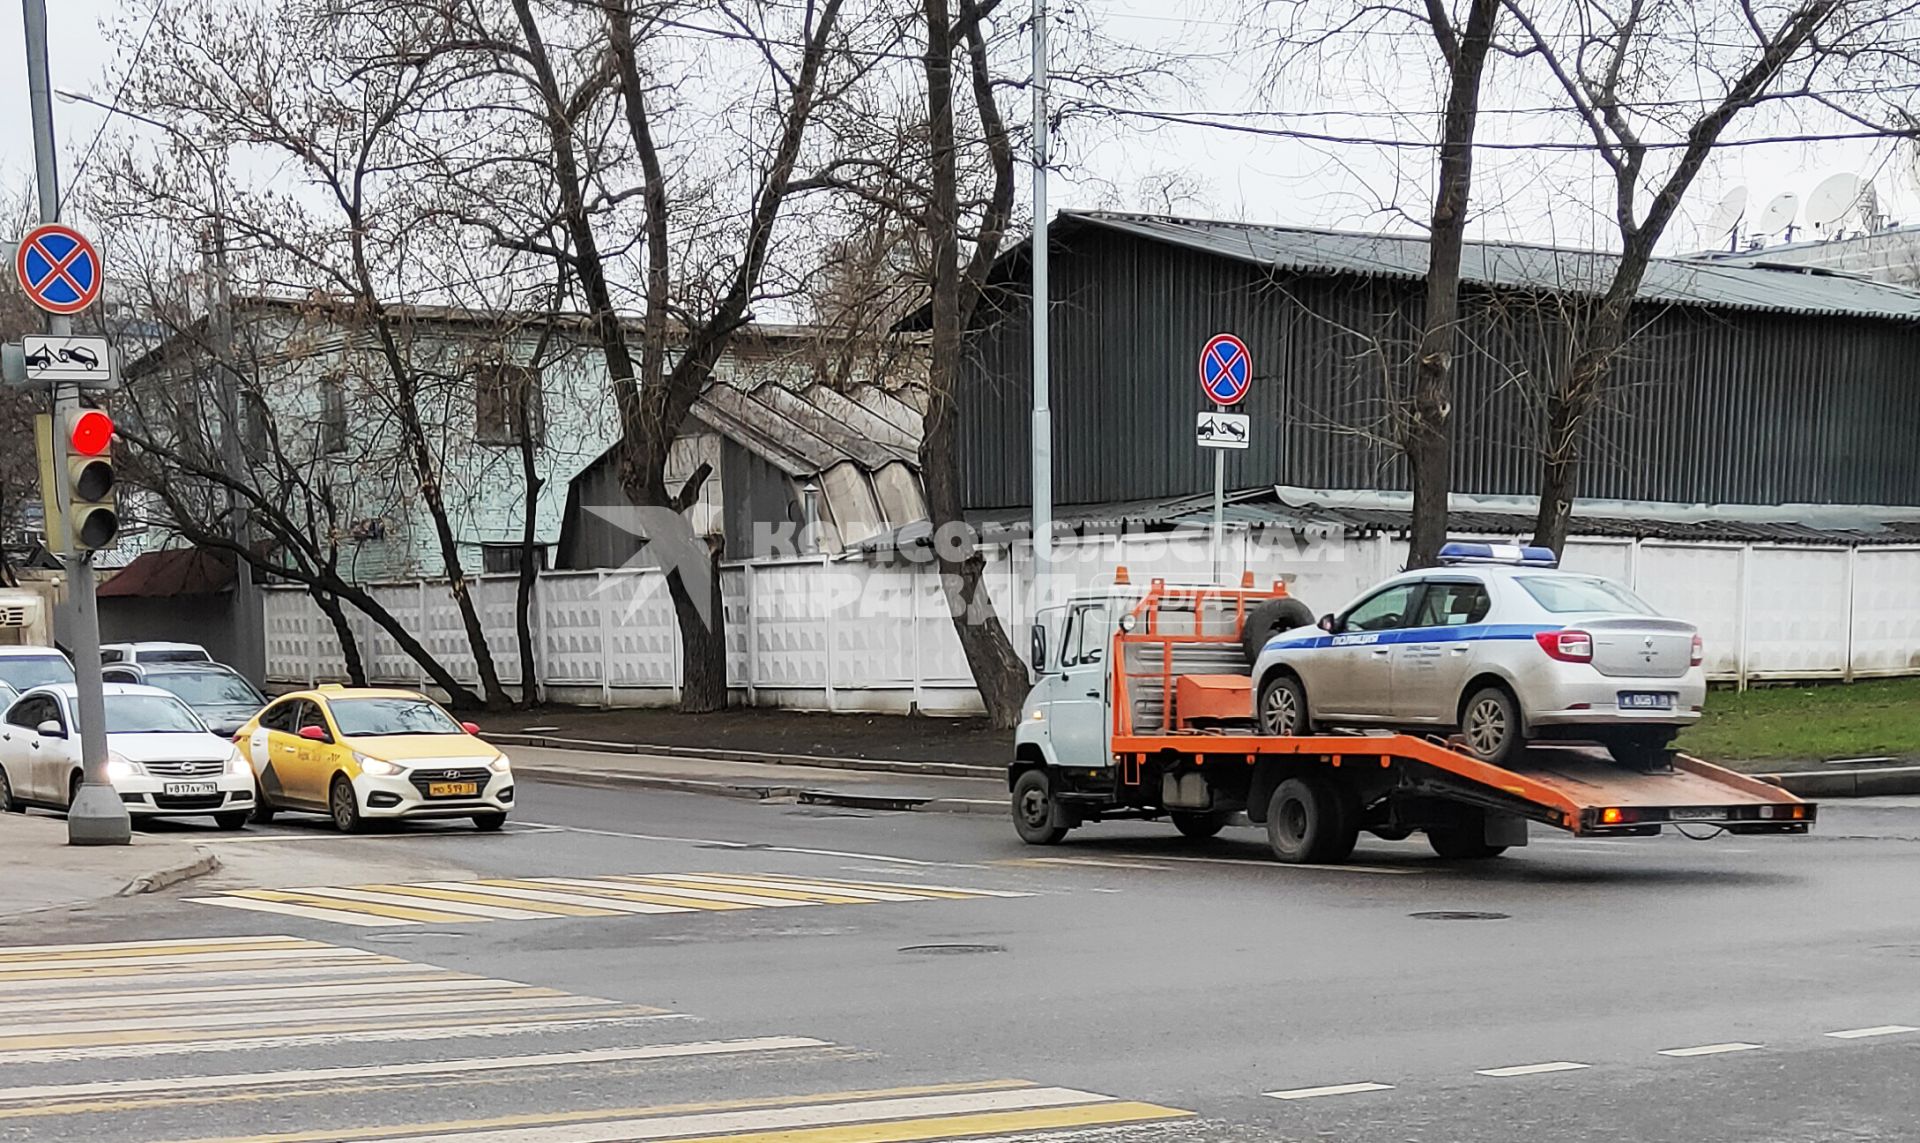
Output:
(958, 212), (1920, 512)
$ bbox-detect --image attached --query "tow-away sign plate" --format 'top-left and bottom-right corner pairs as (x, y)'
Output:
(1197, 410), (1249, 449)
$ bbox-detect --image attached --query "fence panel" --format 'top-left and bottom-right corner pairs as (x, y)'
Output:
(1633, 544), (1744, 679)
(537, 572), (607, 686)
(1744, 548), (1850, 678)
(1851, 547), (1920, 677)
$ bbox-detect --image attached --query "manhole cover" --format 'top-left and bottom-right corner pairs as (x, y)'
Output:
(898, 943), (1006, 956)
(1409, 911), (1509, 921)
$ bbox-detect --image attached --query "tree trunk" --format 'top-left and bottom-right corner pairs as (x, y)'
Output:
(314, 590), (368, 687)
(1531, 295), (1631, 553)
(515, 399), (544, 710)
(1407, 0), (1500, 569)
(666, 540), (727, 712)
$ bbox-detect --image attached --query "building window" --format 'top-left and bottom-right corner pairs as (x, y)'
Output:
(482, 543), (548, 574)
(320, 376), (348, 455)
(475, 364), (544, 446)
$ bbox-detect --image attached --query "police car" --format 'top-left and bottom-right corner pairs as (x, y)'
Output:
(1248, 543), (1705, 767)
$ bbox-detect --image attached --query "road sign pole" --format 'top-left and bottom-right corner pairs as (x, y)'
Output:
(23, 0), (129, 845)
(1211, 403), (1225, 583)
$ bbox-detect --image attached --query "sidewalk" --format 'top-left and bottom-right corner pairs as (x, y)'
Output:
(505, 744), (1007, 814)
(0, 812), (220, 917)
(494, 706), (1005, 768)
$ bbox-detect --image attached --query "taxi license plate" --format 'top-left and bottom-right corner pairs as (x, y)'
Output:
(1618, 691), (1675, 710)
(165, 782), (217, 797)
(1669, 807), (1720, 821)
(428, 781), (479, 798)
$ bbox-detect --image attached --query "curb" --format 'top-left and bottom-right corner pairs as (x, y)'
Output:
(1757, 765), (1920, 798)
(488, 734), (1001, 780)
(513, 764), (999, 816)
(118, 850), (221, 897)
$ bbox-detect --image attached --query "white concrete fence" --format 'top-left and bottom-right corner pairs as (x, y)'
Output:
(264, 530), (1920, 714)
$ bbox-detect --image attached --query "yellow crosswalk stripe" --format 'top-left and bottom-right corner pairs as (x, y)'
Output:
(0, 935), (318, 961)
(187, 871), (1028, 929)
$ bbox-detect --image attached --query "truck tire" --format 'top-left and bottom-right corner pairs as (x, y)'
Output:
(1320, 785), (1361, 863)
(1427, 826), (1508, 860)
(1241, 598), (1316, 665)
(1458, 684), (1524, 766)
(1172, 810), (1230, 840)
(1011, 769), (1068, 845)
(1265, 777), (1343, 864)
(1256, 673), (1312, 737)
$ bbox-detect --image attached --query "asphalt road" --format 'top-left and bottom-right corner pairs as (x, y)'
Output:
(5, 782), (1919, 1142)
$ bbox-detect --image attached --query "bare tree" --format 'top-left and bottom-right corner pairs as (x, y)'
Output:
(1508, 0), (1919, 550)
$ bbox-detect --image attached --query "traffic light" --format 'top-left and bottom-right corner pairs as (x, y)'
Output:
(63, 407), (118, 550)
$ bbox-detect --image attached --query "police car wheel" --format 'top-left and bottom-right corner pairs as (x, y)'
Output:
(1459, 685), (1522, 766)
(1257, 674), (1311, 737)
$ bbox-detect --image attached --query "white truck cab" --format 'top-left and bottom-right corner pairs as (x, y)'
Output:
(1016, 586), (1141, 770)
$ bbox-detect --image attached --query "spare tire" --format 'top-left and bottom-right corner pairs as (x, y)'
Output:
(1241, 597), (1316, 664)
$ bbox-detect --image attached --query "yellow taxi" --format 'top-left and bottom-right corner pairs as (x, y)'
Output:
(235, 686), (513, 832)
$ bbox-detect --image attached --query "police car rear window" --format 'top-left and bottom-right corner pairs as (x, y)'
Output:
(1516, 576), (1654, 615)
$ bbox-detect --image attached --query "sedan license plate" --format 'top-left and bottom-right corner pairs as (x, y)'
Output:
(1618, 691), (1675, 710)
(428, 781), (479, 798)
(1669, 807), (1721, 821)
(165, 782), (217, 797)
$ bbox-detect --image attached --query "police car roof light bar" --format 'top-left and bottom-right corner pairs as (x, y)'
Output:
(1436, 541), (1559, 568)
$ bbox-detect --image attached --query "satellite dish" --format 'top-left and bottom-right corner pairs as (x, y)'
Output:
(1756, 192), (1799, 235)
(1855, 182), (1882, 232)
(1703, 187), (1748, 243)
(1806, 173), (1864, 230)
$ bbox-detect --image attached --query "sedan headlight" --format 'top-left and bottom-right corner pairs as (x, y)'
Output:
(489, 754), (511, 774)
(106, 755), (146, 781)
(354, 753), (402, 777)
(225, 747), (247, 775)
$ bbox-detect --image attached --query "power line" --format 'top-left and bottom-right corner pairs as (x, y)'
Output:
(61, 4), (164, 215)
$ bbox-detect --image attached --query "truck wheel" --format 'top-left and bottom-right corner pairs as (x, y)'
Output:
(1427, 825), (1508, 860)
(1458, 685), (1523, 766)
(1266, 777), (1342, 864)
(1320, 785), (1361, 863)
(1011, 770), (1068, 845)
(1257, 674), (1312, 737)
(1241, 598), (1316, 664)
(1172, 811), (1230, 840)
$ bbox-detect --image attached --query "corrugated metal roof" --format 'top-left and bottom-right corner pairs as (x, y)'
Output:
(691, 379), (920, 478)
(1063, 212), (1920, 321)
(97, 549), (236, 598)
(857, 485), (1920, 553)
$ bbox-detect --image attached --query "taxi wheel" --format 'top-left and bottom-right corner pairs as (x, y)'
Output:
(1257, 674), (1311, 737)
(0, 767), (19, 813)
(1459, 685), (1522, 766)
(252, 798), (278, 824)
(472, 813), (507, 832)
(329, 775), (367, 834)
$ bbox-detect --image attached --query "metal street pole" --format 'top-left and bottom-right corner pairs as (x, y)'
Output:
(23, 0), (130, 844)
(1211, 403), (1225, 583)
(1029, 0), (1053, 604)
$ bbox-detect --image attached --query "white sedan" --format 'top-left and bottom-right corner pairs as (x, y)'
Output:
(0, 683), (256, 828)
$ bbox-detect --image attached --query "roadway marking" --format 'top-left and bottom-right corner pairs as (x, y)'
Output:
(1659, 1042), (1763, 1057)
(1264, 1081), (1394, 1100)
(515, 822), (987, 868)
(1009, 853), (1423, 876)
(1477, 1061), (1590, 1077)
(0, 1036), (830, 1106)
(1826, 1025), (1918, 1039)
(156, 1081), (1191, 1143)
(191, 872), (1027, 928)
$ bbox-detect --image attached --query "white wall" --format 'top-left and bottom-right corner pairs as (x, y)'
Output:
(263, 531), (1920, 711)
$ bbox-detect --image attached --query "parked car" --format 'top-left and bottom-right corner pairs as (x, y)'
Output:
(99, 642), (212, 666)
(0, 683), (256, 827)
(235, 686), (512, 832)
(1249, 543), (1705, 768)
(0, 646), (74, 694)
(101, 662), (267, 737)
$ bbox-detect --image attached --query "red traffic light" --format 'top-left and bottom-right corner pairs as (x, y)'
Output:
(68, 409), (114, 457)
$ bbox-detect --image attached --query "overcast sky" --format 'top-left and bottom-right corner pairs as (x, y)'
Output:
(5, 1), (1917, 256)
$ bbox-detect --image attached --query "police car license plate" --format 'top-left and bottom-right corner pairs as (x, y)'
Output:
(165, 782), (217, 797)
(428, 781), (479, 798)
(1618, 691), (1675, 710)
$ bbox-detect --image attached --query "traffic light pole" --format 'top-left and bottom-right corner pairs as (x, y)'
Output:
(23, 0), (129, 844)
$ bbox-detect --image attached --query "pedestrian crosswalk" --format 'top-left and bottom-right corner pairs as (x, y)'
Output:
(0, 934), (677, 1064)
(187, 871), (1033, 928)
(0, 934), (1192, 1143)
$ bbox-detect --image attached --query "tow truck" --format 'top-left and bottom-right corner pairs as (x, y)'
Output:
(1012, 571), (1814, 862)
